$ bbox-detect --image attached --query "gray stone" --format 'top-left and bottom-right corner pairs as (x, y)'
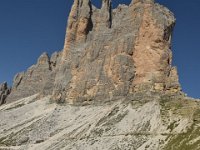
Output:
(0, 82), (10, 105)
(52, 0), (181, 104)
(6, 52), (62, 103)
(5, 0), (181, 105)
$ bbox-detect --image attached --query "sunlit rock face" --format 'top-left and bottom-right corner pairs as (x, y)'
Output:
(4, 0), (181, 104)
(1, 2), (200, 150)
(52, 0), (181, 104)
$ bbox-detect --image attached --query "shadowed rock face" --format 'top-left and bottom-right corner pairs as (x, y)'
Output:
(6, 52), (62, 103)
(5, 0), (181, 104)
(0, 82), (10, 105)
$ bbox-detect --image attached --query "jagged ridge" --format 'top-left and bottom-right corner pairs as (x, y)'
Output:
(1, 1), (200, 150)
(3, 0), (181, 105)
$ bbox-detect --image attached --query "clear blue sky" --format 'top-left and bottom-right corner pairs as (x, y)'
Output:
(0, 0), (199, 98)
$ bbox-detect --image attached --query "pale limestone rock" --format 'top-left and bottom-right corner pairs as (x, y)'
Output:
(0, 93), (199, 150)
(52, 0), (181, 104)
(6, 52), (62, 103)
(101, 0), (112, 28)
(132, 2), (175, 92)
(165, 67), (181, 92)
(4, 0), (181, 105)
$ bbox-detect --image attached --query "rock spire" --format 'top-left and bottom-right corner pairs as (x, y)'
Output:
(52, 0), (181, 104)
(4, 0), (181, 105)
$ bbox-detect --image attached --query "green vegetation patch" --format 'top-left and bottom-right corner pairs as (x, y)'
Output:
(160, 94), (197, 124)
(164, 108), (200, 150)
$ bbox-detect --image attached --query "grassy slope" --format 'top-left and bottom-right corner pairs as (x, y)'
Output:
(160, 94), (200, 150)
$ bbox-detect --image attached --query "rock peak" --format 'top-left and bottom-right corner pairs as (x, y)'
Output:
(52, 0), (181, 104)
(37, 52), (50, 66)
(3, 0), (181, 105)
(62, 0), (93, 59)
(101, 0), (112, 28)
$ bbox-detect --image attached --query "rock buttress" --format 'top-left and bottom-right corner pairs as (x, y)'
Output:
(132, 1), (176, 92)
(6, 52), (61, 103)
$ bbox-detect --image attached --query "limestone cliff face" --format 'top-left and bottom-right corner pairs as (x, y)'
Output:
(6, 52), (62, 103)
(52, 0), (181, 104)
(0, 82), (10, 105)
(1, 1), (200, 150)
(5, 0), (181, 104)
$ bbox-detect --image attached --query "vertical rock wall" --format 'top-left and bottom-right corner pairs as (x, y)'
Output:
(52, 0), (181, 104)
(4, 0), (181, 105)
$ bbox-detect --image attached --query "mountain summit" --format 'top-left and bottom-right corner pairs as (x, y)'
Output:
(5, 0), (180, 105)
(0, 1), (200, 150)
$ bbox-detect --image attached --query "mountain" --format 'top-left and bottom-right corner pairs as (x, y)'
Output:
(0, 0), (199, 150)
